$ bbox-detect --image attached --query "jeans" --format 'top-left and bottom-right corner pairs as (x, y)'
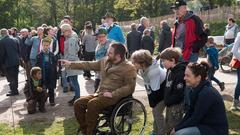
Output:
(189, 53), (199, 62)
(5, 66), (19, 94)
(234, 68), (240, 100)
(83, 52), (95, 78)
(68, 75), (80, 98)
(175, 127), (201, 135)
(61, 69), (69, 88)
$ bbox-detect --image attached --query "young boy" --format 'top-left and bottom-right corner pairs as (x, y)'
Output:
(159, 47), (187, 134)
(206, 37), (225, 91)
(27, 67), (47, 114)
(36, 37), (57, 106)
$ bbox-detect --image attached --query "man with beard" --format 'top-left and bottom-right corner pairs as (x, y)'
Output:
(60, 43), (137, 135)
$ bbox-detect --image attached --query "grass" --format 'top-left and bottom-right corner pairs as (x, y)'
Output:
(0, 101), (239, 135)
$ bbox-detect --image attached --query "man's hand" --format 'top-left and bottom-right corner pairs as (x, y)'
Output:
(59, 59), (71, 67)
(103, 92), (113, 98)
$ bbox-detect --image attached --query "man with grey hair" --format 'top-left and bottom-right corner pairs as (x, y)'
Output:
(127, 23), (141, 56)
(138, 16), (155, 42)
(0, 28), (20, 96)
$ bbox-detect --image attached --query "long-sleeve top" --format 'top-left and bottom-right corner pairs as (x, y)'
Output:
(107, 24), (126, 45)
(232, 32), (240, 61)
(176, 80), (228, 135)
(25, 36), (42, 60)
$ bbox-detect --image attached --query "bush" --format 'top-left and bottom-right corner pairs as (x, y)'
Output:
(208, 20), (240, 36)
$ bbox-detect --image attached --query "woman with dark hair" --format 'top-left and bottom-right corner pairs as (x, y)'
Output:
(170, 62), (228, 135)
(224, 17), (238, 44)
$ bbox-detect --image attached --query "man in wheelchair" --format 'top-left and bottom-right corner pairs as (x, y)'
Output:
(61, 43), (137, 135)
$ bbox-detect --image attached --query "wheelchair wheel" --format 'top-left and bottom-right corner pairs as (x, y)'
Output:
(94, 115), (111, 135)
(110, 98), (147, 135)
(220, 56), (232, 73)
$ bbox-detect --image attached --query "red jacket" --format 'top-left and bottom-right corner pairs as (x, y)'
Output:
(172, 14), (206, 61)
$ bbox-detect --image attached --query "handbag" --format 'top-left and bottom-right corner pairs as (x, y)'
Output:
(229, 58), (240, 68)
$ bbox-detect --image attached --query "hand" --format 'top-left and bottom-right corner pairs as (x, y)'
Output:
(170, 128), (175, 135)
(36, 87), (43, 92)
(59, 59), (71, 67)
(103, 92), (113, 98)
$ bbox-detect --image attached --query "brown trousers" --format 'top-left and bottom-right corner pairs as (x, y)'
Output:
(74, 95), (120, 135)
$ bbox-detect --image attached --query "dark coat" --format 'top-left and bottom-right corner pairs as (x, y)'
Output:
(36, 51), (57, 89)
(137, 25), (155, 41)
(127, 29), (141, 54)
(0, 35), (20, 68)
(18, 36), (31, 62)
(176, 80), (228, 135)
(141, 35), (155, 54)
(158, 24), (172, 52)
(164, 62), (188, 107)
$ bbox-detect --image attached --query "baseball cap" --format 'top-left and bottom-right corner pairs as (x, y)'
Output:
(170, 0), (187, 9)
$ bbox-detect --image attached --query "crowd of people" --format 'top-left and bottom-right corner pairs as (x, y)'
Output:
(1, 0), (240, 135)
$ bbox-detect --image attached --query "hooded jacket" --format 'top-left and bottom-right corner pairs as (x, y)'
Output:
(172, 11), (207, 61)
(158, 24), (172, 52)
(164, 62), (188, 107)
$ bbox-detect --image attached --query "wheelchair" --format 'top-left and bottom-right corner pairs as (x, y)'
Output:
(77, 96), (147, 135)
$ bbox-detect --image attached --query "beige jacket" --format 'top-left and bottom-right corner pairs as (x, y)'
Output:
(70, 58), (137, 100)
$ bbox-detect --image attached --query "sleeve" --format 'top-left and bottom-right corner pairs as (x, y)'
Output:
(25, 36), (33, 46)
(36, 54), (41, 67)
(0, 41), (5, 65)
(54, 40), (59, 56)
(175, 91), (215, 131)
(158, 31), (165, 52)
(126, 33), (130, 51)
(232, 34), (240, 61)
(117, 27), (126, 45)
(70, 59), (102, 71)
(112, 67), (137, 99)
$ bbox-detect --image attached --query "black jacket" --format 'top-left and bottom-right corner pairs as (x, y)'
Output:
(176, 80), (228, 135)
(0, 36), (20, 68)
(164, 62), (187, 107)
(18, 36), (31, 62)
(158, 24), (172, 52)
(141, 35), (154, 54)
(127, 29), (141, 54)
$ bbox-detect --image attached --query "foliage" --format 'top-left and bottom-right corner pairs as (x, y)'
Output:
(0, 0), (236, 30)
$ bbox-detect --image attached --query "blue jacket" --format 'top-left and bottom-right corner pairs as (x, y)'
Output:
(206, 46), (219, 69)
(25, 36), (42, 60)
(107, 24), (125, 45)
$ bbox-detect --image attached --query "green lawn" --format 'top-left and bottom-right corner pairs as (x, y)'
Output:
(0, 101), (239, 135)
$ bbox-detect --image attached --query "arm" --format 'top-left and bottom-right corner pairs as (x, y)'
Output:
(232, 35), (240, 61)
(117, 27), (126, 45)
(25, 36), (33, 46)
(112, 67), (137, 99)
(158, 31), (165, 52)
(175, 90), (214, 131)
(54, 40), (59, 56)
(69, 59), (102, 71)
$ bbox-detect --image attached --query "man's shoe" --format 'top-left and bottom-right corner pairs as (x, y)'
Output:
(219, 82), (225, 91)
(6, 92), (19, 96)
(50, 102), (55, 106)
(39, 108), (47, 113)
(63, 87), (68, 93)
(68, 96), (76, 106)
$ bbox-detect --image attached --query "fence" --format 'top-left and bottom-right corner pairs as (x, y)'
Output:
(118, 6), (240, 32)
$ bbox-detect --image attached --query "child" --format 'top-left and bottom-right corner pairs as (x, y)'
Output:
(27, 67), (47, 114)
(94, 27), (111, 92)
(141, 29), (155, 55)
(36, 37), (57, 106)
(206, 37), (225, 91)
(159, 47), (187, 134)
(131, 50), (166, 135)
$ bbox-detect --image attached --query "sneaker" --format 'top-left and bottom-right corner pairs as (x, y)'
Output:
(6, 92), (19, 96)
(63, 87), (68, 93)
(219, 82), (225, 91)
(230, 100), (239, 111)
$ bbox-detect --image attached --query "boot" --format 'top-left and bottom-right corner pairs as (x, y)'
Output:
(219, 82), (225, 91)
(230, 99), (239, 111)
